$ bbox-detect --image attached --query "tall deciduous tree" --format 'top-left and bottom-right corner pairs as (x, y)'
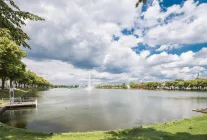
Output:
(0, 0), (44, 49)
(7, 62), (26, 88)
(0, 28), (27, 89)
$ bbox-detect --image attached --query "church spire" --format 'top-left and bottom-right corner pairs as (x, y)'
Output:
(196, 72), (200, 79)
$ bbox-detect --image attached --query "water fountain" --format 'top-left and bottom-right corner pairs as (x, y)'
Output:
(86, 73), (93, 91)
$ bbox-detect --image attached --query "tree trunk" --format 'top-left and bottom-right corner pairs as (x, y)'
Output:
(10, 80), (13, 88)
(14, 81), (17, 88)
(1, 78), (5, 89)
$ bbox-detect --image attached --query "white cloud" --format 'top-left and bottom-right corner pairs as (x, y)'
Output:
(22, 58), (136, 85)
(136, 0), (207, 48)
(156, 44), (181, 51)
(15, 0), (207, 84)
(157, 66), (205, 79)
(147, 52), (179, 65)
(140, 50), (151, 58)
(194, 47), (207, 58)
(23, 46), (207, 84)
(18, 0), (143, 69)
(114, 35), (142, 48)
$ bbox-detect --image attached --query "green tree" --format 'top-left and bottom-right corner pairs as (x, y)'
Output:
(7, 62), (26, 88)
(130, 82), (136, 89)
(183, 80), (190, 89)
(121, 83), (128, 89)
(203, 79), (207, 90)
(177, 81), (184, 90)
(17, 70), (29, 88)
(165, 81), (173, 89)
(189, 80), (195, 90)
(171, 81), (178, 89)
(0, 29), (27, 89)
(197, 79), (205, 90)
(26, 70), (37, 87)
(136, 0), (147, 7)
(0, 0), (44, 48)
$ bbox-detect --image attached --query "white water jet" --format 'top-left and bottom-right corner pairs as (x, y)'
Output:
(86, 73), (93, 91)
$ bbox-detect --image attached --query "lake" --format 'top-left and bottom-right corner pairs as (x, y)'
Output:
(0, 88), (207, 133)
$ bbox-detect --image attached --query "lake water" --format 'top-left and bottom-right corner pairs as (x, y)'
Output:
(0, 88), (207, 133)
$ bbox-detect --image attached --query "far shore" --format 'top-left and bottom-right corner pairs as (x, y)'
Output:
(95, 87), (207, 92)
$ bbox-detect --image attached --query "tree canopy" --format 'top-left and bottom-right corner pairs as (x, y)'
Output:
(0, 28), (26, 88)
(96, 83), (128, 89)
(0, 29), (51, 89)
(0, 0), (44, 49)
(130, 78), (207, 91)
(136, 0), (147, 7)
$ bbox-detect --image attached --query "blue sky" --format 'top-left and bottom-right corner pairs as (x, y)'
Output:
(161, 0), (186, 7)
(16, 0), (207, 85)
(120, 0), (207, 56)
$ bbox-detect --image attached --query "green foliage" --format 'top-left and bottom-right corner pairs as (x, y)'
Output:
(0, 28), (27, 88)
(130, 78), (207, 91)
(136, 0), (147, 7)
(0, 88), (28, 98)
(130, 82), (162, 90)
(0, 28), (51, 89)
(163, 79), (207, 91)
(0, 28), (11, 39)
(53, 85), (79, 88)
(0, 0), (44, 48)
(96, 83), (128, 89)
(16, 70), (51, 88)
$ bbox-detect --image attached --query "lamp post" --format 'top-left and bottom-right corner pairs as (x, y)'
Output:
(9, 80), (15, 104)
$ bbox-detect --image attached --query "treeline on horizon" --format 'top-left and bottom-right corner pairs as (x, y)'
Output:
(95, 78), (207, 91)
(130, 78), (207, 90)
(0, 29), (51, 90)
(53, 85), (79, 88)
(96, 83), (128, 89)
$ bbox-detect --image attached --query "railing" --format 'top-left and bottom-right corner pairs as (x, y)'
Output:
(1, 97), (37, 105)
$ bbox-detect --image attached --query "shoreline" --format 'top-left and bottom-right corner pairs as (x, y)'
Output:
(0, 114), (206, 140)
(96, 88), (207, 92)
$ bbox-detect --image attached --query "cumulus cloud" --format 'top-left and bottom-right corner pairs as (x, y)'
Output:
(18, 0), (140, 69)
(22, 58), (136, 85)
(23, 47), (207, 84)
(136, 0), (207, 49)
(15, 0), (207, 84)
(147, 52), (179, 65)
(194, 48), (207, 58)
(156, 44), (181, 52)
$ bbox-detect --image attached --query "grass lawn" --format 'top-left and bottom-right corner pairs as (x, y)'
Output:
(0, 100), (8, 107)
(0, 89), (30, 99)
(0, 114), (206, 140)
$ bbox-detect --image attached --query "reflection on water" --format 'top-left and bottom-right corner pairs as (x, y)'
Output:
(0, 88), (207, 132)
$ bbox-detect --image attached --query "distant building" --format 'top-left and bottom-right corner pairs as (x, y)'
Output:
(196, 72), (200, 79)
